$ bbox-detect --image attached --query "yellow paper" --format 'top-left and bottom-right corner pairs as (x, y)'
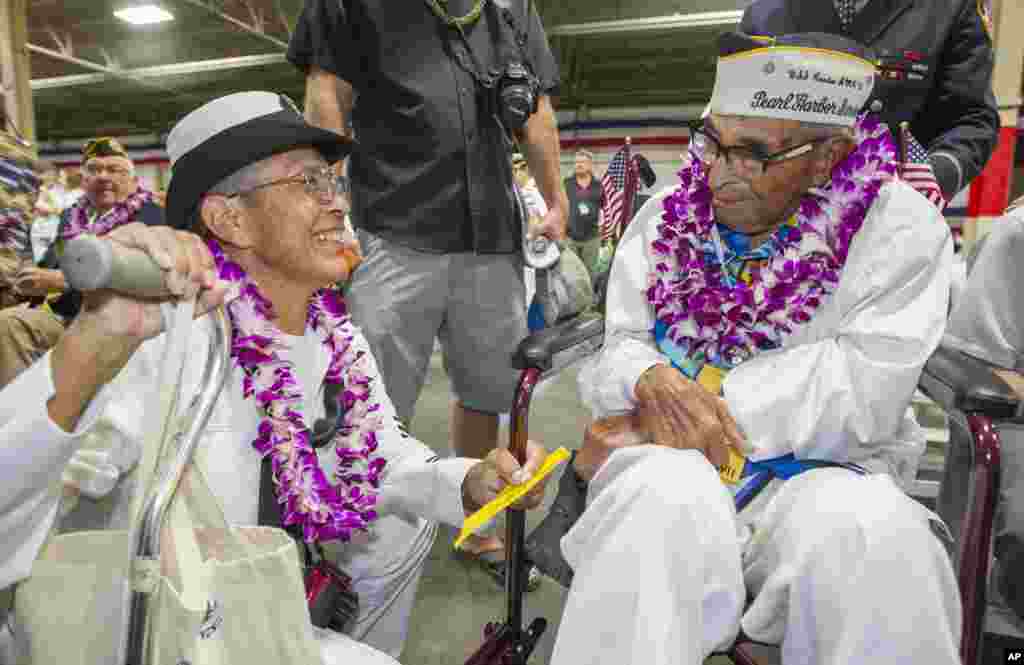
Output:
(696, 364), (727, 395)
(718, 446), (747, 485)
(454, 447), (571, 549)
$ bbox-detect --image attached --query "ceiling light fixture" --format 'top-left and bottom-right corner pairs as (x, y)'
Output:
(114, 5), (175, 25)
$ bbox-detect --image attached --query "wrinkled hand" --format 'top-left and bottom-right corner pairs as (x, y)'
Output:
(528, 203), (567, 243)
(573, 413), (649, 482)
(463, 440), (550, 512)
(49, 224), (230, 432)
(13, 266), (64, 296)
(76, 223), (228, 344)
(634, 364), (747, 469)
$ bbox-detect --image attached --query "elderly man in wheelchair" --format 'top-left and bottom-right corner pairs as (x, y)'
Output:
(524, 32), (964, 665)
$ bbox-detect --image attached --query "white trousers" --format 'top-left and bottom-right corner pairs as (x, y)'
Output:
(552, 446), (962, 665)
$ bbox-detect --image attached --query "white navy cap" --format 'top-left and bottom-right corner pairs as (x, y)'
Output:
(165, 91), (352, 230)
(709, 32), (877, 128)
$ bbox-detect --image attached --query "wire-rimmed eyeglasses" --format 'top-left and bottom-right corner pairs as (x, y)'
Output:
(227, 167), (350, 203)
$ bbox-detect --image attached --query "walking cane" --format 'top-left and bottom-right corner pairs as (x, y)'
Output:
(61, 235), (233, 665)
(465, 202), (553, 664)
(463, 364), (548, 665)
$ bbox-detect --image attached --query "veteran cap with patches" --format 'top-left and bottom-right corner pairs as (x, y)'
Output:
(82, 137), (130, 162)
(165, 91), (352, 230)
(709, 32), (878, 128)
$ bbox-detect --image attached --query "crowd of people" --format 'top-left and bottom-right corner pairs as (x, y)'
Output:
(0, 0), (1020, 663)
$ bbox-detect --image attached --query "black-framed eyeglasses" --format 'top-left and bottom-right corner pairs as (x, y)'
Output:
(228, 166), (350, 203)
(688, 122), (831, 176)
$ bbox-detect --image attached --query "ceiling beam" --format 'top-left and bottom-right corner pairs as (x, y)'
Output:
(31, 52), (288, 90)
(548, 10), (742, 37)
(27, 42), (206, 102)
(178, 0), (288, 50)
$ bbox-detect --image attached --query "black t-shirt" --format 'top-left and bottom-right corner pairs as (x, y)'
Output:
(564, 176), (603, 242)
(288, 0), (560, 254)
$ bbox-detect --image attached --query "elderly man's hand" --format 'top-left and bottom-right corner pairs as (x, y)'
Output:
(462, 440), (550, 513)
(13, 266), (65, 296)
(573, 413), (649, 482)
(634, 364), (746, 469)
(77, 223), (226, 342)
(48, 223), (229, 432)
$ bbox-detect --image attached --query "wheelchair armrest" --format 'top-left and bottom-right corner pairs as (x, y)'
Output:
(511, 313), (605, 372)
(918, 345), (1021, 419)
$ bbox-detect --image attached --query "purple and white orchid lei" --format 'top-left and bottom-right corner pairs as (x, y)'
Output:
(60, 187), (154, 240)
(647, 113), (899, 366)
(208, 238), (386, 543)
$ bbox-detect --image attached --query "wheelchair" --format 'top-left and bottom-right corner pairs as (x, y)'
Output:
(469, 309), (1020, 665)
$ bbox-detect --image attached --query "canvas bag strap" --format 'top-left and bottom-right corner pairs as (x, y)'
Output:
(127, 299), (241, 601)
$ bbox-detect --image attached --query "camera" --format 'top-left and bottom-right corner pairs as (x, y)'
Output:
(303, 543), (359, 633)
(491, 61), (540, 133)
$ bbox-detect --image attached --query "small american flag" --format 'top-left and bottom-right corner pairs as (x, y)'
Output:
(599, 144), (639, 243)
(900, 131), (945, 210)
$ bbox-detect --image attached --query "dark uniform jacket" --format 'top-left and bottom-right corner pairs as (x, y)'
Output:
(741, 0), (999, 199)
(288, 0), (560, 254)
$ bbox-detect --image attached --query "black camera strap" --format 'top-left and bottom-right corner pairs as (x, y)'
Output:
(257, 380), (345, 550)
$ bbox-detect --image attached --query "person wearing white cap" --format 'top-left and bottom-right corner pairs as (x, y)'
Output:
(0, 91), (549, 664)
(525, 32), (961, 664)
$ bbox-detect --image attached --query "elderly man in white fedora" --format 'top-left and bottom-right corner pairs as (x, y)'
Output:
(0, 91), (549, 664)
(523, 32), (962, 665)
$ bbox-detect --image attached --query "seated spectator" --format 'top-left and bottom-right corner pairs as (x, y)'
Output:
(943, 193), (1024, 626)
(0, 125), (41, 308)
(526, 32), (961, 665)
(0, 138), (163, 388)
(0, 92), (549, 663)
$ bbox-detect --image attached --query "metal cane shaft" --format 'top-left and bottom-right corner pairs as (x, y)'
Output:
(119, 308), (232, 664)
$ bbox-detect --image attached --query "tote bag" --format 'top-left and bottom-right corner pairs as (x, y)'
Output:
(14, 300), (322, 665)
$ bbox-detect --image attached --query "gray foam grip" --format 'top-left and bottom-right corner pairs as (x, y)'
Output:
(61, 235), (169, 296)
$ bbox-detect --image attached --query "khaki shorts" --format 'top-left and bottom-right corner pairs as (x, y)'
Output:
(345, 231), (527, 424)
(0, 303), (65, 388)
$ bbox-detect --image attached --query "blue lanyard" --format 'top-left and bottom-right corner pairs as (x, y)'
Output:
(734, 456), (868, 511)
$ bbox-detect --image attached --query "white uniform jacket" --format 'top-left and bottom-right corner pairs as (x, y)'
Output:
(578, 179), (953, 483)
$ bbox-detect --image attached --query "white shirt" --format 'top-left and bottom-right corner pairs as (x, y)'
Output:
(944, 209), (1024, 370)
(522, 179), (549, 307)
(578, 179), (953, 483)
(0, 318), (476, 590)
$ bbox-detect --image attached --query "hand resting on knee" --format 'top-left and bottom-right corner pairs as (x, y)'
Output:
(575, 365), (749, 482)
